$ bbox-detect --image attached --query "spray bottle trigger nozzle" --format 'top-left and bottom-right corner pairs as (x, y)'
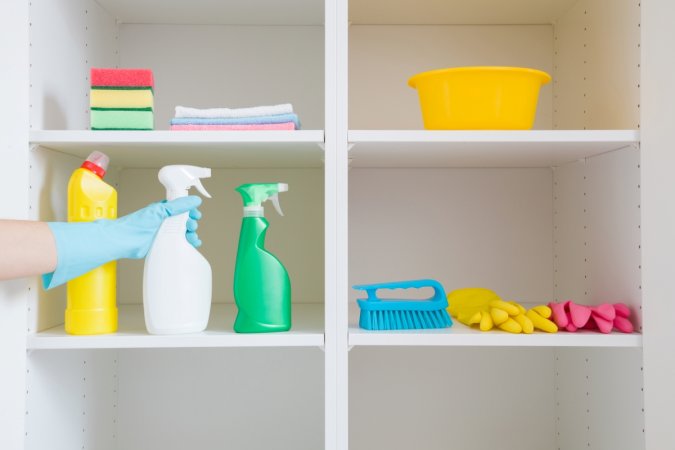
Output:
(193, 178), (212, 198)
(270, 194), (283, 216)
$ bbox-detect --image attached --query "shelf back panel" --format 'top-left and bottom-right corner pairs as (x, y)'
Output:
(349, 168), (554, 303)
(350, 347), (556, 450)
(116, 348), (324, 450)
(119, 24), (325, 131)
(117, 168), (325, 305)
(349, 25), (554, 130)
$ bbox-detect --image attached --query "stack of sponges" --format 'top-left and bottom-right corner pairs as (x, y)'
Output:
(170, 104), (300, 130)
(90, 68), (154, 130)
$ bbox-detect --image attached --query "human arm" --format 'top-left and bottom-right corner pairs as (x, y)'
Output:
(43, 196), (203, 289)
(0, 196), (203, 287)
(0, 220), (57, 281)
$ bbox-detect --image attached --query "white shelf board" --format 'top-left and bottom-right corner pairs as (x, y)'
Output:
(349, 130), (640, 168)
(95, 0), (324, 26)
(348, 304), (642, 348)
(350, 0), (578, 25)
(30, 130), (325, 168)
(28, 304), (324, 350)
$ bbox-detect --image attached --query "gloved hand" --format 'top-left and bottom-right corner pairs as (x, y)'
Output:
(43, 196), (203, 289)
(447, 288), (558, 334)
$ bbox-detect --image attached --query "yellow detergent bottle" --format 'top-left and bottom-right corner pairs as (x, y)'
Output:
(66, 151), (118, 335)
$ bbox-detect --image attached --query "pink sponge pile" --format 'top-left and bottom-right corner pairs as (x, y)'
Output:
(548, 301), (635, 333)
(91, 68), (154, 87)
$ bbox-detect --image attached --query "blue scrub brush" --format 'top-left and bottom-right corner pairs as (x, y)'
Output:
(354, 279), (453, 330)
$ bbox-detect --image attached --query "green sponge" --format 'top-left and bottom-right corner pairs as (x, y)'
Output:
(90, 109), (154, 130)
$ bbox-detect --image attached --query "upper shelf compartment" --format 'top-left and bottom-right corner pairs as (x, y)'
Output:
(30, 130), (325, 168)
(95, 0), (324, 25)
(30, 0), (325, 131)
(350, 0), (579, 25)
(348, 0), (641, 132)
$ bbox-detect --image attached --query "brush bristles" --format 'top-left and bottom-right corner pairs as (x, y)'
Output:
(360, 309), (453, 330)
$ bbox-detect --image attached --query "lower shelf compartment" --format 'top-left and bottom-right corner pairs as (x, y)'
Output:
(28, 303), (325, 350)
(348, 304), (642, 348)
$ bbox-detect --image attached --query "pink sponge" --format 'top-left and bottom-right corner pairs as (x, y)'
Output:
(91, 68), (154, 87)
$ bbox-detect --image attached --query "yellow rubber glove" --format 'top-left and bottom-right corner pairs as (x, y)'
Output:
(447, 288), (558, 334)
(447, 288), (521, 332)
(447, 288), (500, 331)
(491, 300), (522, 333)
(526, 305), (558, 333)
(506, 301), (558, 333)
(507, 301), (532, 334)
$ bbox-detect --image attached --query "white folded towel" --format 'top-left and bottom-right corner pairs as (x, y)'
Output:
(175, 103), (294, 119)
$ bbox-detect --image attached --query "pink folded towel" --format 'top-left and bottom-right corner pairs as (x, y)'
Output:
(170, 122), (295, 131)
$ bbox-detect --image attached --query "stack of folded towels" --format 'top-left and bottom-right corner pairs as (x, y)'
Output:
(170, 103), (301, 130)
(90, 68), (154, 130)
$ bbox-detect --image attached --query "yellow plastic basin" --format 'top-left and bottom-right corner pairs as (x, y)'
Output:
(408, 66), (552, 130)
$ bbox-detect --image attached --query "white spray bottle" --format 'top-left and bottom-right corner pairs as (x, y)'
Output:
(143, 165), (212, 335)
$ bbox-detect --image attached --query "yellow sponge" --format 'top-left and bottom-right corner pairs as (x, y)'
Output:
(90, 88), (154, 109)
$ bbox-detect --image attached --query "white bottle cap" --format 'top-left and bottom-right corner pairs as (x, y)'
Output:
(86, 151), (110, 172)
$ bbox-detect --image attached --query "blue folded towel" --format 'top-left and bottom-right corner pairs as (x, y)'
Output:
(170, 113), (301, 129)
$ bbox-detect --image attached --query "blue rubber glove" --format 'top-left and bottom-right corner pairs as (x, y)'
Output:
(43, 196), (203, 289)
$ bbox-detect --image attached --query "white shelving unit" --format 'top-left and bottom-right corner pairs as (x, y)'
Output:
(348, 305), (642, 348)
(3, 0), (675, 449)
(341, 1), (648, 450)
(349, 130), (640, 167)
(349, 326), (643, 347)
(8, 1), (332, 449)
(29, 304), (325, 350)
(30, 130), (326, 168)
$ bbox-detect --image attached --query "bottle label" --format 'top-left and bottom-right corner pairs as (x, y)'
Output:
(162, 214), (188, 234)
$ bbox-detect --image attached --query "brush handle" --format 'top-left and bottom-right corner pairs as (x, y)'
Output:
(353, 279), (446, 302)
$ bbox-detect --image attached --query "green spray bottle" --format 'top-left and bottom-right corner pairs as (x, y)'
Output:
(233, 183), (291, 333)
